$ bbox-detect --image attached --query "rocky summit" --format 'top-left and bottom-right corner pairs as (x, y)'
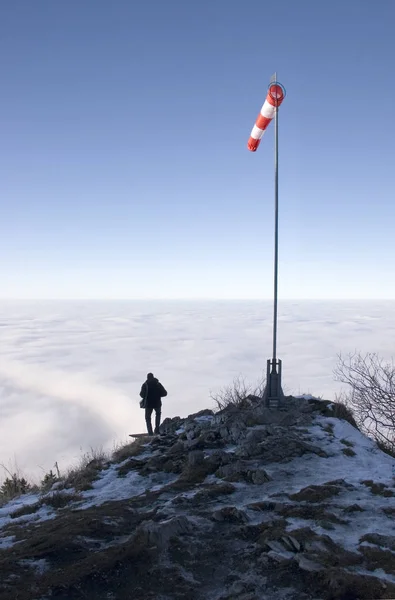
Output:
(1, 396), (395, 600)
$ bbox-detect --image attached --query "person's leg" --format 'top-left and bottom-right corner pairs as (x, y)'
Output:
(145, 406), (154, 435)
(154, 402), (162, 434)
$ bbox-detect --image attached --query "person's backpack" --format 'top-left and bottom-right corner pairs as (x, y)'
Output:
(159, 383), (167, 397)
(139, 383), (148, 409)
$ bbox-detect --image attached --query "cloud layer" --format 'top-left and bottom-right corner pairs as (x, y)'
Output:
(0, 299), (394, 480)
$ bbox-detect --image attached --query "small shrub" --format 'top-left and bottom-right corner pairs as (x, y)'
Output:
(10, 492), (82, 517)
(40, 491), (82, 509)
(340, 439), (354, 447)
(10, 503), (40, 519)
(342, 447), (356, 457)
(331, 401), (359, 429)
(40, 470), (59, 491)
(210, 375), (265, 412)
(0, 475), (31, 501)
(64, 448), (109, 492)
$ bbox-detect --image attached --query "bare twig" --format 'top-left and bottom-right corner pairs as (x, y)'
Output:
(210, 375), (265, 412)
(334, 352), (395, 452)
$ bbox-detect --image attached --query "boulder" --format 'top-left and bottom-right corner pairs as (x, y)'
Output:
(281, 535), (301, 552)
(255, 435), (328, 463)
(250, 468), (271, 485)
(290, 481), (344, 503)
(187, 409), (215, 420)
(187, 450), (205, 467)
(167, 440), (186, 456)
(212, 506), (249, 523)
(295, 555), (325, 572)
(134, 515), (193, 548)
(359, 532), (395, 551)
(190, 482), (236, 504)
(267, 549), (294, 564)
(316, 568), (394, 599)
(234, 428), (271, 458)
(162, 458), (184, 474)
(224, 421), (248, 444)
(205, 449), (233, 470)
(186, 430), (225, 450)
(265, 539), (289, 553)
(160, 416), (186, 435)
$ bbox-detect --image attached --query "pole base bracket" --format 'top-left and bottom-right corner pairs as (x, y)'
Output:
(263, 358), (285, 409)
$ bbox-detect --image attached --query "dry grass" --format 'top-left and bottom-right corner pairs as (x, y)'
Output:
(10, 503), (40, 519)
(10, 491), (82, 519)
(0, 499), (158, 600)
(40, 491), (83, 508)
(331, 400), (359, 429)
(62, 447), (109, 492)
(112, 437), (149, 463)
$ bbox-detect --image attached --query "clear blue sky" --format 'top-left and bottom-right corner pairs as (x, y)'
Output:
(1, 0), (394, 299)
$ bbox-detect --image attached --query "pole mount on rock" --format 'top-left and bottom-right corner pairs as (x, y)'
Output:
(247, 72), (286, 409)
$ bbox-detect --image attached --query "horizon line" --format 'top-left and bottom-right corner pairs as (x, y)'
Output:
(0, 297), (394, 302)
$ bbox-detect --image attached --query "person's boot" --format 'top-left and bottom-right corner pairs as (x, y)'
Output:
(154, 411), (161, 435)
(145, 418), (154, 436)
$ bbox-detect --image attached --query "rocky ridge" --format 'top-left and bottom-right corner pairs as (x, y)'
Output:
(1, 396), (395, 599)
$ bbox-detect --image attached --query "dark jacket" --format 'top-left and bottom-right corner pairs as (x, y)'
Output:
(140, 378), (167, 408)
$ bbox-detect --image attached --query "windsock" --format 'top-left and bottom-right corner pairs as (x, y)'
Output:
(247, 81), (285, 152)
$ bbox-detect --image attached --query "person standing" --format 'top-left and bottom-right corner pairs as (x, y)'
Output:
(140, 372), (167, 435)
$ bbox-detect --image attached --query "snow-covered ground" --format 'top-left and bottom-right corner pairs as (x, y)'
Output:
(1, 409), (395, 590)
(0, 495), (56, 549)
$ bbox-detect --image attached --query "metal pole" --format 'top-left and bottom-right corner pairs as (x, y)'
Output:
(262, 73), (285, 409)
(272, 75), (279, 363)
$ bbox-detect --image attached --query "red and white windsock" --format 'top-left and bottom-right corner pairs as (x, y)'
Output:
(247, 81), (286, 152)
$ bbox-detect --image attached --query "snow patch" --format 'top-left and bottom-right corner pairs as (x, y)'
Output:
(18, 558), (49, 575)
(0, 535), (17, 549)
(79, 462), (177, 509)
(194, 415), (215, 423)
(0, 494), (55, 537)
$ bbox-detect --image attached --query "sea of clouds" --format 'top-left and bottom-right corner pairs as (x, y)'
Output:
(0, 299), (394, 481)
